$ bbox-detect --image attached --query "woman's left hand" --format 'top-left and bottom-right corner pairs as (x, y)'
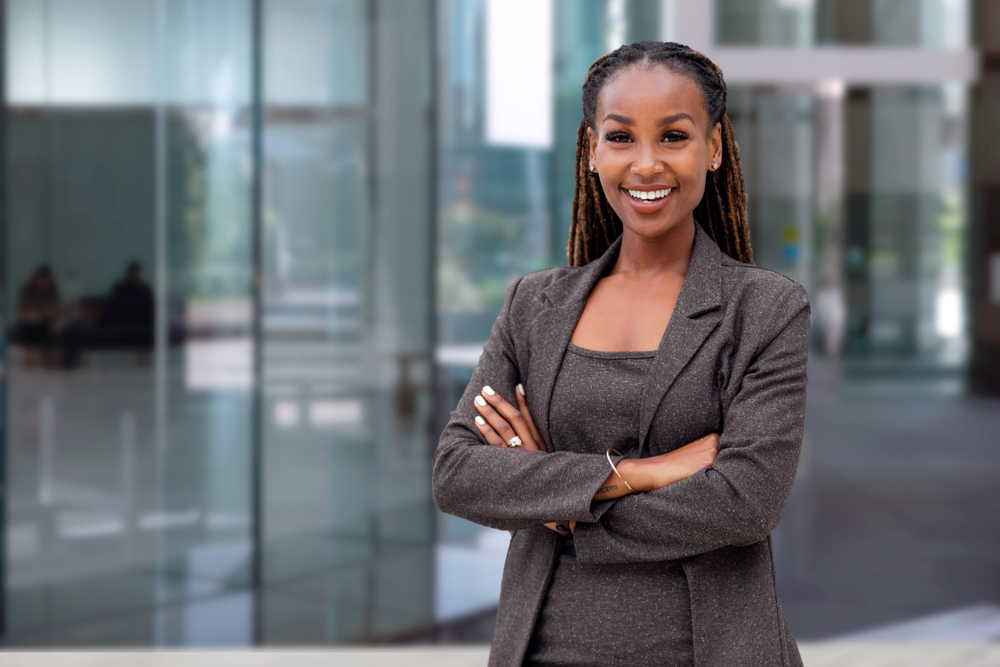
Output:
(473, 383), (547, 452)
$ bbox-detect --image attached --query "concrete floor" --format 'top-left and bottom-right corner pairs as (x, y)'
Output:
(774, 361), (1000, 639)
(0, 645), (999, 667)
(4, 354), (999, 647)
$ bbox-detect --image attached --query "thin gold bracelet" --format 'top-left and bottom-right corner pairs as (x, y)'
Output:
(605, 449), (635, 493)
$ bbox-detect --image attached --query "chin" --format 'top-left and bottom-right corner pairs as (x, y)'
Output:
(621, 216), (686, 240)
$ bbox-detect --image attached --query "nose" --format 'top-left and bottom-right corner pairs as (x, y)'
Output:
(630, 142), (665, 178)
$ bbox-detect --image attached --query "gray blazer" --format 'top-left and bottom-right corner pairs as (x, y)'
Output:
(433, 223), (810, 667)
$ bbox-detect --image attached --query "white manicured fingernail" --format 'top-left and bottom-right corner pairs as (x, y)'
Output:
(483, 386), (495, 396)
(475, 396), (487, 406)
(517, 383), (525, 396)
(475, 416), (485, 425)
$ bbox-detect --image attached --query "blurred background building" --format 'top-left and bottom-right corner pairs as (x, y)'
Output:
(0, 0), (997, 648)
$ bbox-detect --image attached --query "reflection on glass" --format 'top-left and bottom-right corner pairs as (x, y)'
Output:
(259, 0), (435, 643)
(843, 85), (967, 368)
(716, 0), (970, 48)
(435, 0), (563, 623)
(729, 81), (967, 373)
(3, 0), (254, 642)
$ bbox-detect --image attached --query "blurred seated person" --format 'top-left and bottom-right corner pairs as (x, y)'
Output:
(59, 261), (155, 367)
(8, 265), (61, 365)
(100, 261), (154, 330)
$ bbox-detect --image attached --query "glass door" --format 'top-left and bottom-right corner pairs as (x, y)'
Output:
(3, 0), (255, 643)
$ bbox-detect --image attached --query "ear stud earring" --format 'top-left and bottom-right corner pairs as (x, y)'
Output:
(590, 164), (595, 172)
(712, 162), (719, 170)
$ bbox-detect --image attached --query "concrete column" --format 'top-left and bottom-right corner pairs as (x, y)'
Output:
(970, 0), (1000, 393)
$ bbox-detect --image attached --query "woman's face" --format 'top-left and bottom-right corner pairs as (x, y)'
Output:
(588, 64), (722, 242)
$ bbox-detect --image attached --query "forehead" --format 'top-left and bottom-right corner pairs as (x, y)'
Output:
(597, 64), (707, 125)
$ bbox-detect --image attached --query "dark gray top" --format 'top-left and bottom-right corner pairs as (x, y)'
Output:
(433, 223), (809, 667)
(524, 344), (693, 666)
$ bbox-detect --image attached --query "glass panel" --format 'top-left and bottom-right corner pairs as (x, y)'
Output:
(732, 80), (977, 639)
(739, 90), (817, 291)
(3, 0), (254, 644)
(715, 0), (970, 48)
(552, 0), (613, 261)
(259, 0), (435, 644)
(842, 85), (967, 371)
(434, 0), (560, 623)
(731, 82), (967, 374)
(716, 0), (815, 47)
(158, 0), (255, 640)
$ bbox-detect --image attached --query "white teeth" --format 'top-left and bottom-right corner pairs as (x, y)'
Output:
(627, 188), (672, 201)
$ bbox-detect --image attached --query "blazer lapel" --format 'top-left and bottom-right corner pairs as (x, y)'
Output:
(638, 223), (724, 450)
(528, 237), (623, 450)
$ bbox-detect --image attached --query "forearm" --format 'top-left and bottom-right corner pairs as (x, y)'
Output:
(433, 434), (616, 526)
(592, 448), (712, 501)
(573, 463), (793, 564)
(593, 468), (631, 501)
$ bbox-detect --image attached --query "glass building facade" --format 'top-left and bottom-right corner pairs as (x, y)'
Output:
(3, 0), (435, 644)
(0, 0), (995, 647)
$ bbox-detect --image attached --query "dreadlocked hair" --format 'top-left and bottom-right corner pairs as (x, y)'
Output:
(568, 41), (753, 267)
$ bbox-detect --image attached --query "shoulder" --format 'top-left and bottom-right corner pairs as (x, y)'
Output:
(718, 255), (810, 343)
(502, 265), (583, 311)
(720, 255), (809, 309)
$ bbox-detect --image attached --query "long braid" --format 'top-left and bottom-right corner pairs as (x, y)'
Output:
(569, 54), (623, 266)
(695, 114), (753, 264)
(568, 41), (753, 267)
(570, 118), (621, 266)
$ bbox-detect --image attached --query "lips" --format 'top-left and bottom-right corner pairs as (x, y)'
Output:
(625, 187), (672, 201)
(620, 186), (675, 214)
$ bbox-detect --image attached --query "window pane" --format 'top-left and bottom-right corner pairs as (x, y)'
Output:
(3, 0), (255, 643)
(260, 0), (435, 643)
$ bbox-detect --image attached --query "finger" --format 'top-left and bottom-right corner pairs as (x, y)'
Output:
(476, 390), (535, 449)
(515, 384), (546, 451)
(474, 395), (522, 447)
(473, 415), (507, 447)
(480, 386), (538, 449)
(544, 521), (571, 536)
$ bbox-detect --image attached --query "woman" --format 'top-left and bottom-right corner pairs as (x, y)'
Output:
(433, 41), (809, 667)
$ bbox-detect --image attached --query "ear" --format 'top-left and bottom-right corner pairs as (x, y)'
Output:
(709, 122), (723, 170)
(587, 126), (597, 168)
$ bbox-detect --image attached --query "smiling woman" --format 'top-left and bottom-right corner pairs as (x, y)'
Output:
(570, 42), (752, 270)
(433, 41), (810, 667)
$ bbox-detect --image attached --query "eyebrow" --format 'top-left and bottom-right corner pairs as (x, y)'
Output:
(602, 112), (695, 126)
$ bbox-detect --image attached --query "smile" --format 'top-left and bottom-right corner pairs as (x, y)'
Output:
(625, 188), (672, 202)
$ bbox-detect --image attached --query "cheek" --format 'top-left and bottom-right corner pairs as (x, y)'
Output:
(673, 154), (709, 194)
(596, 156), (628, 195)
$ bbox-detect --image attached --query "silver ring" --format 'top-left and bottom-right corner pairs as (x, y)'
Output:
(506, 436), (522, 448)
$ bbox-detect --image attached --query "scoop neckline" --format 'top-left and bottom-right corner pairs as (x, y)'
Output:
(566, 342), (657, 359)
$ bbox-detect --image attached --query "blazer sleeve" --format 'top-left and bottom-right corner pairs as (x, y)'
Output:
(572, 283), (811, 565)
(432, 277), (618, 532)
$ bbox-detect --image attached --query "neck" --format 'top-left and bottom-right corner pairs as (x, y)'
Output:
(612, 218), (696, 279)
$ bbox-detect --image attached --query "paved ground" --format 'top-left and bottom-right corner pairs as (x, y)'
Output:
(1, 645), (1000, 666)
(4, 355), (999, 647)
(774, 362), (1000, 639)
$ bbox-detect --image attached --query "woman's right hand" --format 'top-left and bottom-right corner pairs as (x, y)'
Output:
(617, 434), (720, 493)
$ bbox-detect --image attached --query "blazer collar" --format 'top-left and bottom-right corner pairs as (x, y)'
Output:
(528, 222), (724, 452)
(539, 222), (722, 315)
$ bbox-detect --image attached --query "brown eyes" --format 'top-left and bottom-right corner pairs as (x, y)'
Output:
(603, 131), (689, 143)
